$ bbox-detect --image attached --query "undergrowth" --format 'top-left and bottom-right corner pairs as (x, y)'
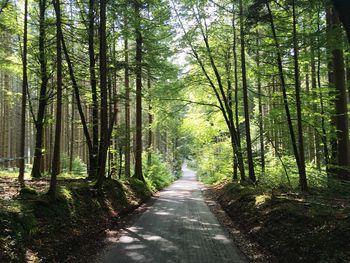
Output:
(0, 154), (179, 263)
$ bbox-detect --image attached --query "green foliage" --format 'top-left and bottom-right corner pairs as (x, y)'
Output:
(144, 153), (175, 191)
(60, 153), (87, 175)
(196, 139), (233, 185)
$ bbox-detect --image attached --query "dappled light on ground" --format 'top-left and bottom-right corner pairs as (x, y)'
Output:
(97, 166), (247, 263)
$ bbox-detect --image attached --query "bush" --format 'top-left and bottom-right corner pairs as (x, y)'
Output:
(195, 140), (233, 185)
(144, 153), (175, 191)
(60, 153), (87, 175)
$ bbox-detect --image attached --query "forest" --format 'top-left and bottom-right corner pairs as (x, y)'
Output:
(0, 0), (350, 262)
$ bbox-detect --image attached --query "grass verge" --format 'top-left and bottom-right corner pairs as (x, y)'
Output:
(0, 178), (156, 263)
(210, 182), (350, 263)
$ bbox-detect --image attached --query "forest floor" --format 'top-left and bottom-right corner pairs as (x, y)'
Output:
(0, 174), (154, 263)
(205, 182), (350, 263)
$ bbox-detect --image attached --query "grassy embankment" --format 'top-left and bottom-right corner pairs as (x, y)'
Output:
(0, 156), (177, 262)
(207, 181), (350, 262)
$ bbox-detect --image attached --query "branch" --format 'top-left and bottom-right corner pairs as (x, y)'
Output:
(155, 97), (222, 109)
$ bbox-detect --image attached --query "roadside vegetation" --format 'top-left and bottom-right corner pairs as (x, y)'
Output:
(0, 153), (179, 263)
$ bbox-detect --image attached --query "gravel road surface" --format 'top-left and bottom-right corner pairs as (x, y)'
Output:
(96, 165), (247, 263)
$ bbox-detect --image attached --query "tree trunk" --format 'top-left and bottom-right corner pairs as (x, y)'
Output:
(31, 0), (48, 178)
(292, 0), (307, 191)
(134, 2), (144, 181)
(124, 24), (131, 178)
(96, 0), (109, 187)
(329, 6), (350, 180)
(239, 0), (256, 182)
(88, 0), (99, 179)
(256, 32), (265, 175)
(326, 7), (338, 176)
(49, 0), (63, 198)
(69, 92), (74, 172)
(232, 13), (240, 181)
(147, 67), (153, 167)
(316, 15), (330, 179)
(19, 0), (28, 186)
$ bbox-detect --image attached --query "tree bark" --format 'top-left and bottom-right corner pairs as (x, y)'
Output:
(96, 0), (109, 187)
(31, 0), (48, 178)
(134, 1), (144, 181)
(49, 0), (63, 198)
(232, 12), (240, 181)
(124, 21), (131, 178)
(69, 92), (74, 172)
(326, 7), (338, 176)
(256, 32), (265, 175)
(292, 0), (307, 191)
(147, 67), (153, 167)
(88, 0), (99, 178)
(19, 0), (28, 186)
(329, 6), (350, 180)
(239, 0), (256, 183)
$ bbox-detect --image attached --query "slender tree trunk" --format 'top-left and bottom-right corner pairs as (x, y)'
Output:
(96, 0), (109, 187)
(134, 2), (144, 181)
(147, 67), (153, 167)
(31, 0), (48, 178)
(316, 16), (330, 178)
(69, 92), (74, 172)
(88, 0), (99, 178)
(224, 48), (235, 180)
(256, 32), (265, 175)
(239, 0), (255, 182)
(19, 0), (28, 186)
(310, 41), (320, 167)
(292, 0), (307, 191)
(346, 52), (350, 102)
(124, 27), (131, 178)
(232, 13), (240, 181)
(49, 0), (63, 198)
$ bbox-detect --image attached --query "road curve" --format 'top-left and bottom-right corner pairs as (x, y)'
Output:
(96, 165), (247, 263)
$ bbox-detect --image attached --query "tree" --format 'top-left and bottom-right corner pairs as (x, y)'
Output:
(134, 0), (144, 181)
(328, 5), (350, 180)
(124, 15), (131, 178)
(255, 31), (265, 175)
(265, 0), (307, 190)
(18, 0), (28, 186)
(239, 0), (256, 183)
(31, 0), (49, 178)
(49, 0), (64, 198)
(147, 66), (153, 167)
(88, 0), (99, 179)
(292, 0), (307, 190)
(96, 0), (109, 187)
